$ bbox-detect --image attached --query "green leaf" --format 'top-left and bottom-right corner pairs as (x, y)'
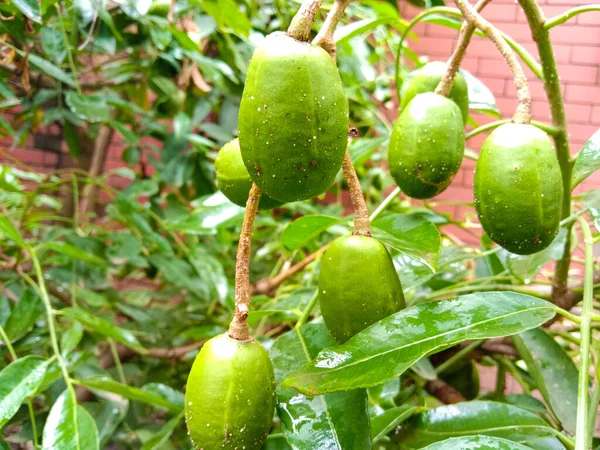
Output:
(420, 435), (535, 449)
(63, 120), (80, 157)
(0, 356), (48, 427)
(65, 92), (112, 123)
(28, 54), (76, 87)
(3, 290), (44, 342)
(60, 321), (84, 357)
(42, 389), (99, 450)
(13, 0), (42, 23)
(141, 411), (184, 450)
(75, 377), (181, 412)
(335, 17), (400, 45)
(283, 293), (555, 394)
(282, 215), (342, 251)
(349, 137), (386, 166)
(461, 69), (500, 118)
(147, 254), (210, 300)
(40, 27), (66, 63)
(108, 120), (139, 145)
(371, 405), (419, 442)
(572, 129), (600, 188)
(513, 328), (578, 434)
(60, 307), (147, 354)
(41, 241), (107, 266)
(269, 323), (372, 450)
(0, 216), (26, 247)
(371, 213), (441, 270)
(194, 0), (251, 36)
(397, 401), (556, 448)
(188, 246), (228, 303)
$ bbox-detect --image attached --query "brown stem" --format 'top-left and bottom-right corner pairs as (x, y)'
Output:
(78, 126), (114, 215)
(342, 149), (370, 236)
(435, 0), (491, 97)
(453, 0), (531, 124)
(287, 0), (325, 42)
(312, 0), (352, 60)
(228, 184), (262, 341)
(425, 379), (467, 404)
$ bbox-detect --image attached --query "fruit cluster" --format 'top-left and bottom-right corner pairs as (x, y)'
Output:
(185, 32), (563, 450)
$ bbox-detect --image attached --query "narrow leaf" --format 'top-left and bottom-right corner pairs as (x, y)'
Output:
(41, 27), (67, 63)
(41, 241), (107, 266)
(420, 435), (535, 449)
(141, 411), (184, 450)
(13, 0), (42, 23)
(3, 290), (44, 342)
(0, 216), (26, 247)
(28, 54), (76, 87)
(335, 17), (400, 45)
(461, 69), (500, 118)
(282, 215), (342, 251)
(371, 405), (419, 442)
(284, 293), (556, 394)
(572, 129), (600, 188)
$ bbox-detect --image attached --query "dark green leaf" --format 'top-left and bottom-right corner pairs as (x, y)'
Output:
(335, 17), (400, 45)
(75, 377), (181, 412)
(0, 356), (48, 427)
(270, 323), (372, 450)
(28, 54), (76, 87)
(12, 0), (41, 23)
(42, 389), (99, 450)
(397, 401), (555, 448)
(141, 411), (184, 450)
(147, 254), (210, 300)
(189, 246), (228, 303)
(41, 27), (66, 63)
(0, 215), (26, 247)
(371, 405), (419, 442)
(504, 394), (549, 416)
(420, 435), (535, 449)
(461, 69), (500, 118)
(193, 0), (251, 36)
(60, 321), (84, 357)
(513, 328), (578, 433)
(65, 92), (112, 123)
(572, 129), (600, 188)
(282, 215), (342, 251)
(41, 241), (107, 266)
(60, 307), (147, 354)
(4, 290), (44, 342)
(371, 214), (441, 270)
(63, 120), (80, 157)
(349, 137), (386, 166)
(284, 293), (556, 394)
(108, 120), (139, 145)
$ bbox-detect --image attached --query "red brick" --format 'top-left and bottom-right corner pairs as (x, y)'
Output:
(560, 65), (598, 83)
(563, 103), (592, 123)
(546, 0), (600, 5)
(496, 23), (535, 42)
(552, 45), (572, 64)
(410, 36), (454, 57)
(578, 11), (600, 25)
(566, 84), (600, 104)
(571, 46), (600, 65)
(550, 24), (600, 45)
(424, 23), (457, 38)
(591, 106), (600, 124)
(478, 58), (514, 79)
(567, 123), (600, 142)
(481, 3), (518, 22)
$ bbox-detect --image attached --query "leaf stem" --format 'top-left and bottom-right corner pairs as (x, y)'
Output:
(544, 5), (600, 29)
(453, 0), (531, 124)
(465, 119), (559, 140)
(287, 0), (325, 42)
(370, 187), (400, 221)
(229, 184), (262, 341)
(312, 0), (352, 59)
(108, 338), (126, 384)
(296, 290), (320, 329)
(435, 340), (484, 375)
(342, 148), (371, 236)
(56, 6), (82, 95)
(0, 324), (17, 360)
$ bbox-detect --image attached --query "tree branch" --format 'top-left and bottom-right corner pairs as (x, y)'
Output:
(312, 0), (352, 60)
(287, 0), (325, 42)
(342, 147), (370, 236)
(425, 379), (467, 404)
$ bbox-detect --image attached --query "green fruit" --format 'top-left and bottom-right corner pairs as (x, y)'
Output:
(319, 235), (405, 343)
(156, 89), (186, 117)
(238, 32), (349, 203)
(401, 61), (470, 123)
(215, 139), (283, 209)
(389, 92), (465, 199)
(185, 333), (276, 450)
(474, 123), (562, 255)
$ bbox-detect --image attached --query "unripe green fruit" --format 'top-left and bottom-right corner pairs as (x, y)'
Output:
(319, 235), (406, 343)
(474, 123), (562, 255)
(215, 139), (283, 209)
(156, 89), (186, 117)
(185, 333), (276, 450)
(400, 61), (470, 124)
(238, 32), (349, 203)
(389, 92), (465, 199)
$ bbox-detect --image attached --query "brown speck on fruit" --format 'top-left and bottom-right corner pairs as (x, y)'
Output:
(255, 163), (262, 176)
(306, 115), (311, 121)
(297, 164), (305, 172)
(310, 160), (318, 168)
(348, 127), (359, 138)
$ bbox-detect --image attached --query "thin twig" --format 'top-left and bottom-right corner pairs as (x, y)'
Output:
(436, 0), (491, 97)
(78, 0), (99, 51)
(342, 146), (370, 236)
(228, 184), (262, 341)
(287, 0), (325, 42)
(312, 0), (352, 60)
(453, 0), (531, 123)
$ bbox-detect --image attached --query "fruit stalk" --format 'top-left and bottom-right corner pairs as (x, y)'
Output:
(342, 148), (371, 236)
(229, 184), (262, 341)
(313, 0), (352, 59)
(516, 0), (573, 310)
(436, 0), (491, 97)
(287, 0), (325, 42)
(453, 0), (531, 124)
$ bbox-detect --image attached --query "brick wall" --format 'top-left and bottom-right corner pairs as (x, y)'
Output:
(400, 0), (600, 224)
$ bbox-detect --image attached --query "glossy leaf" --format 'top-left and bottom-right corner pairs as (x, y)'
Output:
(147, 254), (210, 300)
(0, 356), (48, 427)
(12, 0), (42, 23)
(0, 215), (26, 247)
(65, 92), (112, 123)
(75, 377), (181, 412)
(28, 54), (76, 88)
(572, 129), (600, 188)
(513, 328), (578, 433)
(371, 213), (441, 270)
(60, 307), (147, 354)
(335, 17), (400, 45)
(60, 321), (84, 357)
(461, 69), (500, 118)
(282, 215), (342, 251)
(420, 435), (534, 449)
(397, 401), (555, 448)
(41, 241), (107, 266)
(42, 389), (99, 450)
(284, 293), (556, 394)
(270, 323), (371, 450)
(370, 405), (418, 442)
(3, 289), (44, 342)
(40, 27), (66, 63)
(141, 411), (184, 450)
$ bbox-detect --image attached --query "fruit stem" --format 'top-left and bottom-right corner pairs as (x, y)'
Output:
(517, 0), (573, 313)
(435, 0), (491, 97)
(453, 0), (531, 124)
(287, 0), (325, 42)
(342, 148), (371, 236)
(229, 184), (262, 341)
(313, 0), (352, 60)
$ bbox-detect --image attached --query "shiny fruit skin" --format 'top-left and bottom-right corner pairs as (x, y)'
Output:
(319, 236), (406, 343)
(400, 61), (470, 124)
(474, 123), (562, 255)
(185, 334), (276, 450)
(215, 139), (283, 210)
(389, 92), (465, 199)
(238, 32), (349, 203)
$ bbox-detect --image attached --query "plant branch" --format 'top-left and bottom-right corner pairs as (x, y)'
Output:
(425, 379), (467, 404)
(228, 184), (262, 341)
(342, 148), (371, 236)
(454, 0), (531, 124)
(436, 0), (491, 97)
(465, 119), (559, 140)
(287, 0), (325, 42)
(517, 0), (573, 311)
(312, 0), (352, 59)
(544, 5), (600, 29)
